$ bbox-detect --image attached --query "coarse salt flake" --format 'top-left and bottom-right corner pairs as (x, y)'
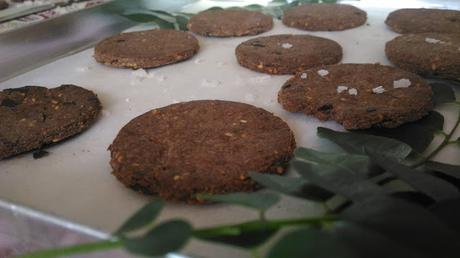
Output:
(76, 66), (90, 72)
(336, 85), (348, 93)
(131, 68), (149, 79)
(300, 73), (307, 79)
(393, 78), (411, 88)
(348, 88), (358, 96)
(372, 86), (385, 94)
(194, 58), (204, 64)
(317, 69), (329, 77)
(425, 37), (441, 44)
(281, 43), (293, 49)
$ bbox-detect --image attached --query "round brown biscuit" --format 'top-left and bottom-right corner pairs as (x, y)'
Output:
(278, 64), (433, 130)
(109, 100), (296, 203)
(0, 85), (101, 160)
(282, 4), (367, 31)
(386, 33), (460, 81)
(385, 8), (460, 34)
(235, 34), (342, 75)
(188, 9), (273, 37)
(94, 29), (199, 69)
(0, 0), (8, 10)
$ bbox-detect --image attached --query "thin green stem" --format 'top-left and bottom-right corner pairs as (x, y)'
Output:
(18, 215), (338, 258)
(16, 240), (122, 258)
(193, 216), (338, 238)
(412, 110), (460, 167)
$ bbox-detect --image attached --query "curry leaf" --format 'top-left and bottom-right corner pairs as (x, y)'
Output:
(267, 227), (356, 258)
(369, 153), (460, 202)
(114, 199), (164, 235)
(249, 172), (333, 201)
(317, 127), (412, 160)
(123, 220), (192, 256)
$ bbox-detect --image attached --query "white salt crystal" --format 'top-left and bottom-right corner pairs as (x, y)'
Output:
(75, 66), (90, 72)
(131, 69), (149, 79)
(194, 58), (204, 64)
(317, 69), (329, 77)
(393, 78), (411, 88)
(250, 75), (271, 83)
(372, 86), (385, 94)
(425, 37), (441, 44)
(348, 88), (358, 96)
(336, 85), (348, 93)
(281, 43), (293, 49)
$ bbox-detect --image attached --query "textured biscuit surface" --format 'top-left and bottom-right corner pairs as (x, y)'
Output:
(235, 34), (342, 75)
(282, 4), (367, 31)
(278, 64), (433, 129)
(94, 29), (199, 69)
(386, 33), (460, 81)
(385, 8), (460, 34)
(0, 85), (101, 159)
(188, 9), (273, 37)
(109, 100), (296, 203)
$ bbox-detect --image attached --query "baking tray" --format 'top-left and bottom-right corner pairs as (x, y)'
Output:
(0, 1), (459, 257)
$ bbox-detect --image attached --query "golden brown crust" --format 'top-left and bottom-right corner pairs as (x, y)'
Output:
(109, 100), (296, 203)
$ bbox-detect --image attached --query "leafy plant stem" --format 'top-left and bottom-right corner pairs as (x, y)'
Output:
(19, 216), (338, 258)
(16, 239), (122, 258)
(193, 216), (338, 238)
(412, 110), (460, 167)
(259, 210), (267, 221)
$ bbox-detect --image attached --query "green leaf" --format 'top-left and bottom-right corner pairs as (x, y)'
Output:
(205, 6), (224, 11)
(197, 192), (280, 211)
(244, 4), (264, 12)
(317, 127), (412, 160)
(123, 13), (176, 29)
(249, 172), (333, 201)
(175, 15), (189, 31)
(430, 198), (460, 234)
(333, 221), (428, 258)
(267, 227), (356, 258)
(114, 199), (164, 235)
(342, 196), (460, 258)
(123, 220), (192, 256)
(194, 220), (278, 248)
(424, 161), (460, 180)
(369, 153), (460, 202)
(294, 148), (372, 178)
(430, 82), (456, 105)
(293, 157), (385, 203)
(360, 111), (444, 153)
